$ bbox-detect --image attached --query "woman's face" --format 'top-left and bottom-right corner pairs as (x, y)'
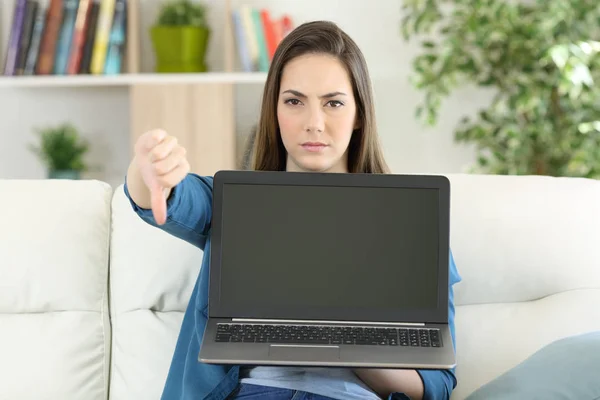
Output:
(277, 54), (358, 173)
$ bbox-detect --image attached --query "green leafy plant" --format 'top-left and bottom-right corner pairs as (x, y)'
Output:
(401, 0), (600, 177)
(29, 123), (89, 172)
(156, 0), (207, 27)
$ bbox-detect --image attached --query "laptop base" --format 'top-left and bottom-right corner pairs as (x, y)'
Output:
(199, 318), (456, 370)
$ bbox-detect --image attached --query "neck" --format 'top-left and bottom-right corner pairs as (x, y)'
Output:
(286, 160), (348, 174)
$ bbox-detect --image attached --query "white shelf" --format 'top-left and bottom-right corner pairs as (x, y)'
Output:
(0, 72), (268, 88)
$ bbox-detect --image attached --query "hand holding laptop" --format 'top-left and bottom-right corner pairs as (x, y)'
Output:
(133, 129), (190, 225)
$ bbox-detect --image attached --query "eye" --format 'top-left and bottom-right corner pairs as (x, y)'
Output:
(326, 100), (344, 108)
(284, 98), (302, 106)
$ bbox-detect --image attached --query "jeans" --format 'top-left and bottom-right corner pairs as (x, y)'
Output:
(228, 383), (339, 400)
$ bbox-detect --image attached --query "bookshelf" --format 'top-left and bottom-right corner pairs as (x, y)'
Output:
(0, 0), (287, 178)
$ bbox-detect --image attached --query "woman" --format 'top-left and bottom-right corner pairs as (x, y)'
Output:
(124, 20), (461, 400)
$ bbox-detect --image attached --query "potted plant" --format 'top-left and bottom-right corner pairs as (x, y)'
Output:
(401, 0), (600, 178)
(29, 123), (90, 180)
(150, 0), (211, 73)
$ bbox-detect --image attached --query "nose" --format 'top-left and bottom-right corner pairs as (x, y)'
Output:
(304, 106), (324, 133)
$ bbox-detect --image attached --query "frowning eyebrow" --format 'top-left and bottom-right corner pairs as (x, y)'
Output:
(281, 89), (347, 99)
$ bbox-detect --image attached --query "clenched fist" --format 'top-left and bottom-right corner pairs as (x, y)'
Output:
(134, 129), (190, 225)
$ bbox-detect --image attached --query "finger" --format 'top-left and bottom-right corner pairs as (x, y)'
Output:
(153, 147), (186, 176)
(155, 159), (190, 190)
(149, 182), (167, 225)
(149, 136), (178, 163)
(144, 129), (167, 151)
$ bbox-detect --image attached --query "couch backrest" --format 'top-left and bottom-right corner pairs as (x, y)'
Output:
(0, 179), (112, 400)
(447, 173), (600, 305)
(108, 185), (204, 400)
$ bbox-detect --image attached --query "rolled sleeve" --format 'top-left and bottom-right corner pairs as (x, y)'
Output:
(122, 173), (214, 250)
(416, 369), (456, 400)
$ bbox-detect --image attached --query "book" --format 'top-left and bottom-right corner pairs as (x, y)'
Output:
(90, 0), (116, 75)
(252, 8), (269, 72)
(240, 5), (259, 72)
(260, 9), (277, 61)
(24, 0), (50, 75)
(67, 0), (92, 74)
(78, 0), (100, 74)
(36, 0), (64, 75)
(53, 0), (79, 75)
(231, 8), (252, 72)
(104, 0), (126, 74)
(15, 0), (38, 75)
(3, 0), (28, 75)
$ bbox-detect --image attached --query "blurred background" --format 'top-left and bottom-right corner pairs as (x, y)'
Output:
(0, 0), (598, 188)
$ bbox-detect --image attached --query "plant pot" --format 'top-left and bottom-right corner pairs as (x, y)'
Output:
(48, 170), (80, 180)
(150, 25), (210, 73)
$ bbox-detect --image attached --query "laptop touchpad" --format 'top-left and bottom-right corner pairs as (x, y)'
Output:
(269, 345), (340, 361)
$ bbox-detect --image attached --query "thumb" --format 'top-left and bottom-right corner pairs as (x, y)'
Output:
(150, 182), (167, 225)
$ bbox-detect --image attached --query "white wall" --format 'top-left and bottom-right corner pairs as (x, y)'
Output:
(0, 0), (483, 188)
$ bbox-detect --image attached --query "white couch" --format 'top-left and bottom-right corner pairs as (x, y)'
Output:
(1, 173), (599, 400)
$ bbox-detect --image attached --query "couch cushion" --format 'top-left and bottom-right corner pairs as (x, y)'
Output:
(109, 185), (204, 400)
(452, 288), (600, 399)
(465, 331), (600, 400)
(0, 179), (112, 400)
(447, 173), (600, 306)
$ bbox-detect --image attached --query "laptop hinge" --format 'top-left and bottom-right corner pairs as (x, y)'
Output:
(231, 318), (426, 327)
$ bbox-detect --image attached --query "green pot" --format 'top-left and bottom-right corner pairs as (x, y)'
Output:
(150, 25), (210, 73)
(48, 170), (80, 180)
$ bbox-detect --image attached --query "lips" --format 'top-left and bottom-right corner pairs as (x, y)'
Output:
(301, 142), (328, 152)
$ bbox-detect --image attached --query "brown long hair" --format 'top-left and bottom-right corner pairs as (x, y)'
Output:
(250, 20), (390, 174)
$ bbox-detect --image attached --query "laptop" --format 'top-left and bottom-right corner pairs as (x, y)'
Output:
(199, 170), (456, 370)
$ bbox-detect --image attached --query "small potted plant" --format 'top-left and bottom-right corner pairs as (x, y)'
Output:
(29, 123), (90, 180)
(150, 0), (211, 73)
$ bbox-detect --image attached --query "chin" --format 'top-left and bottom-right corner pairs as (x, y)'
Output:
(295, 158), (337, 173)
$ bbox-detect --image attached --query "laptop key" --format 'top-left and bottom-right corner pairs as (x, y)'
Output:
(216, 334), (230, 342)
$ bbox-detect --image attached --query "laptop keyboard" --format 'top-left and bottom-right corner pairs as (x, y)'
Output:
(215, 324), (441, 347)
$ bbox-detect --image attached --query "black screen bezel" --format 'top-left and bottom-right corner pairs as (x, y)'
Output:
(209, 170), (450, 324)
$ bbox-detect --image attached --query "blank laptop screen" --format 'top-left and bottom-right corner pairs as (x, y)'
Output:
(216, 183), (441, 323)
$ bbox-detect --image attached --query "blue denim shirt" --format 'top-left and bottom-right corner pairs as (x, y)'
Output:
(123, 173), (462, 400)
